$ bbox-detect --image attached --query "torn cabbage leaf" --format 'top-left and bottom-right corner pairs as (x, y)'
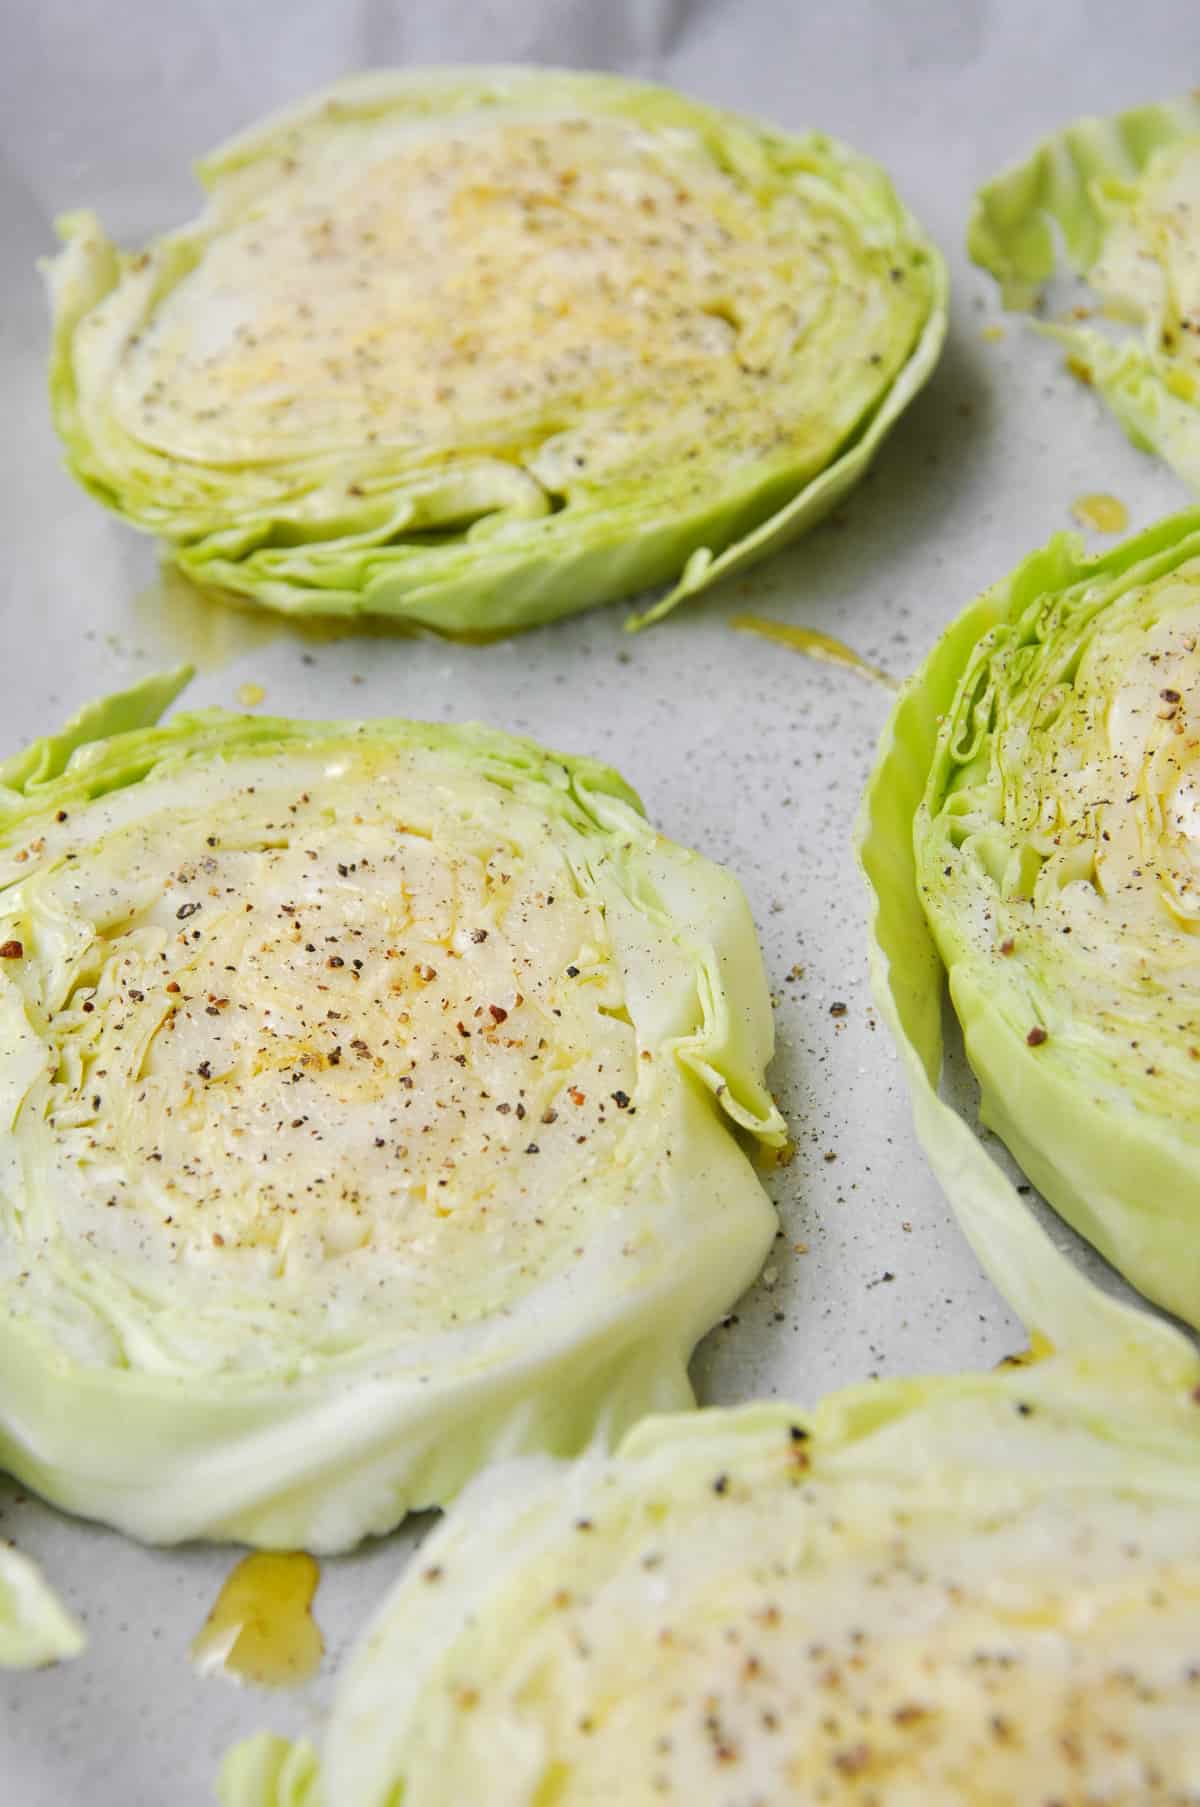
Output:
(45, 67), (946, 635)
(0, 673), (783, 1551)
(219, 1333), (1200, 1806)
(0, 1545), (84, 1669)
(970, 94), (1200, 488)
(861, 507), (1200, 1332)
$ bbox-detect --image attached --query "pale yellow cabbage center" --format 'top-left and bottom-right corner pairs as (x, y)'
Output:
(370, 1439), (1200, 1804)
(108, 111), (916, 488)
(928, 557), (1200, 1116)
(0, 744), (641, 1363)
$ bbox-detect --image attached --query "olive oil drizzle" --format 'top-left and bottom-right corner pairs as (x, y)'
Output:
(731, 614), (899, 689)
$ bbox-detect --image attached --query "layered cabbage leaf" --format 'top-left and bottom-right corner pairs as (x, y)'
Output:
(861, 508), (1200, 1330)
(220, 1330), (1200, 1805)
(46, 68), (946, 634)
(971, 95), (1200, 488)
(0, 673), (783, 1549)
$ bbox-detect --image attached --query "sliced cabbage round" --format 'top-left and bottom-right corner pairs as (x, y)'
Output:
(0, 673), (783, 1550)
(45, 68), (946, 635)
(219, 1329), (1200, 1807)
(0, 1545), (84, 1669)
(970, 94), (1200, 487)
(861, 507), (1200, 1332)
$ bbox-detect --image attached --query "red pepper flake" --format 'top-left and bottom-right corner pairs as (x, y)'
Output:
(999, 938), (1015, 956)
(212, 1233), (225, 1247)
(0, 940), (23, 959)
(327, 955), (345, 969)
(166, 981), (181, 994)
(488, 1004), (508, 1024)
(1026, 1026), (1048, 1047)
(569, 1087), (586, 1106)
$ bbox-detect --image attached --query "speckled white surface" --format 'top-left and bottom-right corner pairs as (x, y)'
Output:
(1, 3), (1194, 1801)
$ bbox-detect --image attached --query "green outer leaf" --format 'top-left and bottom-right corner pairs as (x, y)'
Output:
(968, 94), (1200, 487)
(0, 1545), (85, 1669)
(0, 673), (642, 835)
(631, 263), (948, 629)
(0, 667), (193, 799)
(0, 680), (785, 1550)
(857, 510), (1200, 1355)
(968, 95), (1200, 304)
(45, 67), (948, 637)
(216, 1332), (1200, 1806)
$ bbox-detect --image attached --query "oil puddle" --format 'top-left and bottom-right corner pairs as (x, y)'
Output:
(190, 1551), (323, 1688)
(1070, 493), (1128, 535)
(132, 567), (348, 672)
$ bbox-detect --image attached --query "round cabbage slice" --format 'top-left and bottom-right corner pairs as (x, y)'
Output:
(0, 672), (783, 1551)
(45, 68), (946, 636)
(970, 94), (1200, 488)
(864, 508), (1200, 1331)
(219, 1333), (1200, 1807)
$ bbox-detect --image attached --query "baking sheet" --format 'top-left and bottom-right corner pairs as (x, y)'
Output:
(2, 2), (1194, 1801)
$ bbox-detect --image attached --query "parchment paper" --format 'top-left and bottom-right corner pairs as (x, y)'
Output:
(1, 4), (1193, 1800)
